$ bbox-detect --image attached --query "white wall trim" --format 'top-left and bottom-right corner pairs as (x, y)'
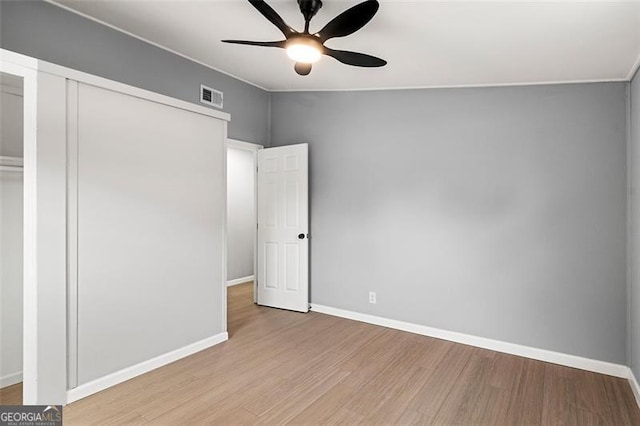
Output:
(66, 80), (80, 390)
(627, 53), (640, 81)
(1, 49), (40, 405)
(227, 139), (264, 151)
(227, 275), (254, 287)
(270, 78), (630, 93)
(626, 76), (635, 382)
(37, 61), (230, 122)
(0, 50), (39, 69)
(0, 371), (23, 388)
(311, 304), (629, 378)
(628, 368), (640, 409)
(0, 48), (230, 123)
(221, 123), (229, 335)
(66, 332), (228, 404)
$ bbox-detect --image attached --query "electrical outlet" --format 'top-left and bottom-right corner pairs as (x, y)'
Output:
(369, 291), (377, 304)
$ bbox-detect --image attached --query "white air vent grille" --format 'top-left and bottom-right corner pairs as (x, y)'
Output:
(200, 84), (223, 109)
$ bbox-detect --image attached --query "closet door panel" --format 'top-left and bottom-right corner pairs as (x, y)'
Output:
(75, 83), (225, 385)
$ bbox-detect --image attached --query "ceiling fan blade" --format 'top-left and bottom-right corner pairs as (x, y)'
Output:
(316, 0), (379, 42)
(222, 40), (286, 48)
(249, 0), (296, 38)
(294, 63), (312, 76)
(323, 47), (386, 67)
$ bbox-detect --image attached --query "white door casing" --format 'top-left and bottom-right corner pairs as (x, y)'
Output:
(257, 144), (309, 313)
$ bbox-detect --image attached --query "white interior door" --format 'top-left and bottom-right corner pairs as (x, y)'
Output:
(257, 144), (309, 312)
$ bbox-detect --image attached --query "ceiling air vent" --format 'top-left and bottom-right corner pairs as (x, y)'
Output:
(200, 84), (223, 109)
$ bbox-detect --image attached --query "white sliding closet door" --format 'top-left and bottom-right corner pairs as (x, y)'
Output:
(72, 83), (226, 385)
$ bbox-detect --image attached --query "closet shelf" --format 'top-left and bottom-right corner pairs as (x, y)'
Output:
(0, 156), (23, 168)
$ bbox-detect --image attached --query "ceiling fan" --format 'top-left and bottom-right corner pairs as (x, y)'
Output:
(222, 0), (387, 76)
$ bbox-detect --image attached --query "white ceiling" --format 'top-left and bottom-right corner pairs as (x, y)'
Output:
(52, 0), (640, 91)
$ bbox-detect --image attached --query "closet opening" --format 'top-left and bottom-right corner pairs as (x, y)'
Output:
(0, 71), (24, 405)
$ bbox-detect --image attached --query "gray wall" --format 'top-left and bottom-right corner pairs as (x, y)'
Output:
(227, 147), (256, 281)
(0, 0), (270, 145)
(630, 70), (640, 375)
(270, 82), (628, 364)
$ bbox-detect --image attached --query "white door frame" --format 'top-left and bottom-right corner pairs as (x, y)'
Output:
(226, 138), (263, 303)
(0, 50), (48, 405)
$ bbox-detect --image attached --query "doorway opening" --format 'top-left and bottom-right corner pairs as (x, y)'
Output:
(0, 71), (24, 405)
(226, 139), (262, 322)
(226, 141), (310, 322)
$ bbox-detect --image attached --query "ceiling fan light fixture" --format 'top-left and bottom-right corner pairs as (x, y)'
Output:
(286, 38), (322, 63)
(222, 0), (386, 74)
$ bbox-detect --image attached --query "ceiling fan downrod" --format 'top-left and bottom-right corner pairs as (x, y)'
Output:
(297, 0), (323, 33)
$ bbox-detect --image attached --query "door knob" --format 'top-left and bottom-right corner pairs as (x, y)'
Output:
(298, 233), (305, 239)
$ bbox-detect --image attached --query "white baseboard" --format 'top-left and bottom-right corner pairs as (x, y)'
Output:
(311, 304), (629, 378)
(227, 275), (254, 287)
(0, 371), (23, 388)
(66, 332), (228, 404)
(628, 368), (640, 409)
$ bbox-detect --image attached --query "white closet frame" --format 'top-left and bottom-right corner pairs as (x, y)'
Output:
(0, 48), (230, 405)
(1, 51), (40, 405)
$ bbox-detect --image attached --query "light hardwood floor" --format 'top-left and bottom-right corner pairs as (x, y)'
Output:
(60, 282), (640, 424)
(0, 382), (22, 405)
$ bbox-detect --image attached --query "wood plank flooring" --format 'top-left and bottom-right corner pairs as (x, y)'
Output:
(62, 282), (640, 424)
(0, 382), (22, 405)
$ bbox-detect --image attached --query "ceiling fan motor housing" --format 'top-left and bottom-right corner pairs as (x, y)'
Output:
(298, 0), (323, 24)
